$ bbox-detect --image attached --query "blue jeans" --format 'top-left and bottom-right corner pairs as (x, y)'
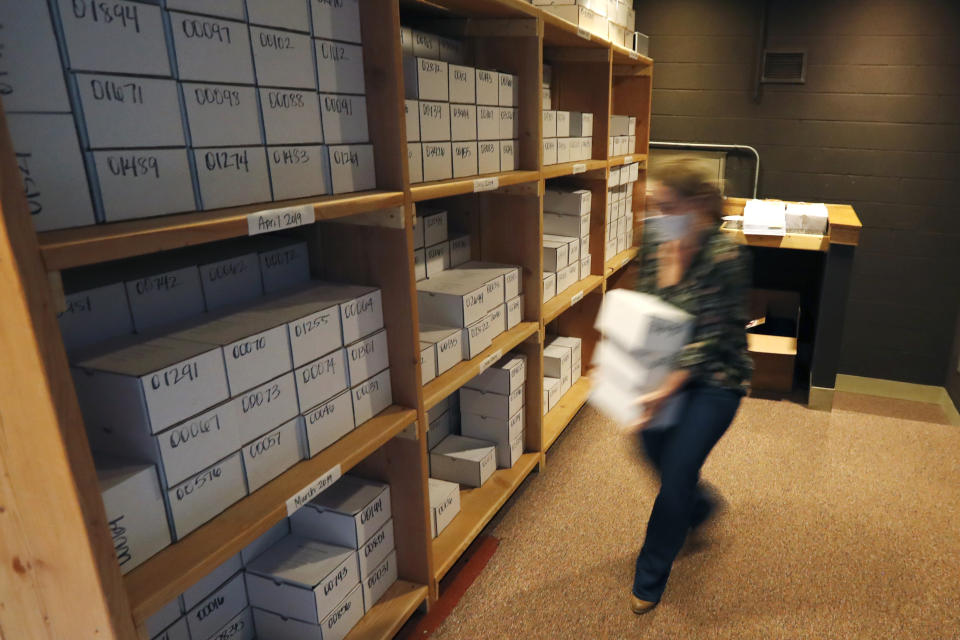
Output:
(633, 383), (742, 602)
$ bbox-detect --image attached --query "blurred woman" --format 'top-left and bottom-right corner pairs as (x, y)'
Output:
(628, 158), (752, 614)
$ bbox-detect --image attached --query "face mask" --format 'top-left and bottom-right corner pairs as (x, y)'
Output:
(646, 213), (694, 242)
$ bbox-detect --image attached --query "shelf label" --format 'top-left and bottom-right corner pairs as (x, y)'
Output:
(286, 464), (342, 515)
(571, 163), (587, 175)
(480, 349), (503, 372)
(623, 155), (633, 164)
(576, 26), (590, 40)
(571, 290), (584, 305)
(247, 204), (315, 236)
(629, 51), (639, 60)
(473, 177), (499, 192)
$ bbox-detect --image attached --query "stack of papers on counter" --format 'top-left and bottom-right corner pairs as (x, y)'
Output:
(743, 199), (786, 236)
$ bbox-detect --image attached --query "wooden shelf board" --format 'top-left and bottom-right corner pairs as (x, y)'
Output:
(542, 274), (603, 325)
(431, 451), (540, 581)
(38, 190), (405, 272)
(604, 246), (639, 278)
(401, 0), (536, 19)
(543, 376), (591, 451)
(720, 226), (830, 253)
(410, 170), (540, 202)
(422, 321), (539, 411)
(542, 159), (607, 180)
(124, 405), (418, 623)
(344, 580), (428, 640)
(608, 153), (647, 168)
(541, 12), (611, 48)
(611, 43), (653, 66)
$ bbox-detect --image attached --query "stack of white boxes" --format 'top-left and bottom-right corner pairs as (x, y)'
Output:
(424, 396), (463, 538)
(459, 353), (527, 469)
(1, 0), (376, 230)
(608, 114), (637, 157)
(542, 63), (553, 109)
(403, 27), (519, 183)
(605, 162), (641, 260)
(79, 279), (390, 552)
(533, 0), (642, 52)
(590, 289), (694, 425)
(542, 336), (583, 415)
(542, 108), (594, 166)
(412, 207), (472, 282)
(542, 188), (592, 302)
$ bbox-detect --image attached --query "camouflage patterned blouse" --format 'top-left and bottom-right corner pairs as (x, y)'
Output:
(634, 223), (753, 393)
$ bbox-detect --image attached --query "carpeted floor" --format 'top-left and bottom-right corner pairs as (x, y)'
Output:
(430, 393), (960, 640)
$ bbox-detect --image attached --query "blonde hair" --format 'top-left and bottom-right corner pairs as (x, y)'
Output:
(652, 157), (724, 222)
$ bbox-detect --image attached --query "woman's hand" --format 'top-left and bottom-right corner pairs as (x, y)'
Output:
(621, 369), (690, 434)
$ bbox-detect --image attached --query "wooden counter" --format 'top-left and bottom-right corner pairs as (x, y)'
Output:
(720, 197), (862, 251)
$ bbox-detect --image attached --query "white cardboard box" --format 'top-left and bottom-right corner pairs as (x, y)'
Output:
(543, 110), (557, 138)
(150, 615), (189, 640)
(345, 329), (389, 386)
(422, 143), (453, 181)
(418, 208), (448, 246)
(198, 251), (262, 312)
(241, 519), (291, 566)
(555, 262), (579, 296)
(291, 475), (391, 548)
(419, 101), (451, 142)
(486, 303), (507, 336)
(358, 519), (395, 578)
(544, 211), (590, 238)
(449, 64), (477, 104)
(58, 283), (133, 352)
(205, 608), (254, 640)
(460, 385), (524, 420)
(449, 234), (471, 267)
(362, 550), (398, 613)
(462, 313), (495, 359)
(6, 114), (96, 231)
(247, 285), (346, 368)
(427, 409), (455, 451)
(506, 294), (523, 329)
(477, 106), (499, 141)
(460, 409), (523, 468)
(555, 111), (570, 137)
(457, 261), (522, 301)
(465, 354), (526, 394)
(450, 105), (478, 142)
(92, 148), (196, 222)
(168, 13), (254, 84)
(351, 368), (392, 424)
(72, 334), (228, 435)
(301, 389), (356, 457)
(241, 416), (304, 491)
(250, 27), (316, 89)
(185, 572), (248, 640)
(498, 108), (515, 140)
(321, 94), (370, 144)
(97, 458), (171, 575)
(182, 553), (242, 609)
(595, 289), (694, 353)
(166, 451), (247, 539)
(412, 30), (439, 58)
(452, 141), (479, 178)
(408, 143), (424, 183)
(75, 75), (185, 149)
(315, 39), (366, 94)
(414, 248), (427, 281)
(311, 0), (362, 42)
(247, 0), (311, 31)
(414, 58), (449, 102)
(269, 144), (331, 200)
(428, 478), (460, 538)
(165, 0), (245, 18)
(580, 253), (591, 280)
(543, 376), (561, 411)
(501, 139), (518, 171)
(542, 272), (556, 302)
(253, 584), (363, 640)
(121, 264), (203, 332)
(417, 273), (490, 327)
(260, 89), (324, 144)
(425, 241), (451, 277)
(543, 138), (558, 166)
(568, 112), (583, 137)
(556, 138), (571, 164)
(543, 240), (567, 272)
(0, 1), (70, 111)
(582, 113), (594, 136)
(329, 144), (376, 194)
(476, 69), (499, 105)
(420, 342), (436, 383)
(498, 73), (518, 106)
(56, 0), (171, 76)
(430, 435), (497, 488)
(405, 100), (420, 142)
(478, 140), (500, 174)
(194, 146), (271, 210)
(294, 342), (349, 409)
(419, 324), (463, 374)
(245, 536), (360, 624)
(544, 188), (591, 215)
(592, 339), (672, 392)
(544, 343), (572, 396)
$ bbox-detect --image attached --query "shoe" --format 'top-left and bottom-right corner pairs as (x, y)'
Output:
(631, 595), (658, 615)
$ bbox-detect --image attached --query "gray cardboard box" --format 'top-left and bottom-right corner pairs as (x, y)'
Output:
(476, 69), (499, 106)
(422, 142), (453, 182)
(250, 27), (316, 90)
(241, 416), (305, 492)
(258, 240), (310, 295)
(166, 451), (247, 539)
(412, 30), (439, 59)
(291, 475), (391, 548)
(452, 142), (478, 178)
(97, 457), (172, 575)
(260, 89), (324, 144)
(0, 1), (70, 111)
(198, 251), (263, 312)
(245, 536), (360, 624)
(408, 143), (424, 184)
(194, 146), (272, 210)
(450, 105), (477, 142)
(72, 333), (228, 435)
(439, 37), (465, 64)
(268, 145), (331, 200)
(230, 372), (299, 449)
(295, 348), (349, 411)
(165, 0), (245, 18)
(301, 389), (355, 457)
(419, 324), (463, 375)
(428, 477), (460, 538)
(185, 571), (247, 640)
(6, 113), (96, 231)
(315, 39), (366, 94)
(419, 101), (451, 143)
(74, 74), (185, 148)
(449, 64), (476, 104)
(478, 140), (500, 174)
(182, 83), (262, 147)
(168, 13), (254, 84)
(345, 329), (390, 387)
(362, 549), (398, 613)
(321, 94), (370, 144)
(123, 264), (204, 333)
(351, 368), (392, 424)
(247, 0), (311, 31)
(311, 0), (362, 43)
(57, 282), (133, 352)
(449, 234), (471, 267)
(55, 0), (171, 75)
(477, 106), (499, 141)
(328, 144), (376, 194)
(92, 148), (196, 222)
(430, 435), (496, 488)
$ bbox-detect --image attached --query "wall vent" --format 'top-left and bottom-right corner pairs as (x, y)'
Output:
(761, 50), (806, 83)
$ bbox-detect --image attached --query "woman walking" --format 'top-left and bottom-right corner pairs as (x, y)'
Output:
(628, 159), (753, 614)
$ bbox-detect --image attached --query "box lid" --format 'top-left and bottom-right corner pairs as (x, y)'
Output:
(73, 334), (218, 376)
(544, 376), (561, 392)
(245, 535), (355, 588)
(253, 283), (377, 324)
(432, 434), (495, 462)
(302, 475), (388, 517)
(419, 323), (462, 343)
(416, 271), (488, 296)
(428, 477), (459, 509)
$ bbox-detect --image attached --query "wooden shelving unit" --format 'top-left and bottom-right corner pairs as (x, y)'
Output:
(0, 0), (651, 637)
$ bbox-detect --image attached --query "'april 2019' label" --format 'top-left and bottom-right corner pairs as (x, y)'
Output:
(247, 204), (315, 235)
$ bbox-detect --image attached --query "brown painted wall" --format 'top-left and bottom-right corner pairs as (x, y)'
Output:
(636, 0), (960, 385)
(948, 311), (960, 409)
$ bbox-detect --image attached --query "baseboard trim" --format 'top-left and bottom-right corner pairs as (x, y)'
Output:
(835, 374), (960, 426)
(808, 386), (835, 411)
